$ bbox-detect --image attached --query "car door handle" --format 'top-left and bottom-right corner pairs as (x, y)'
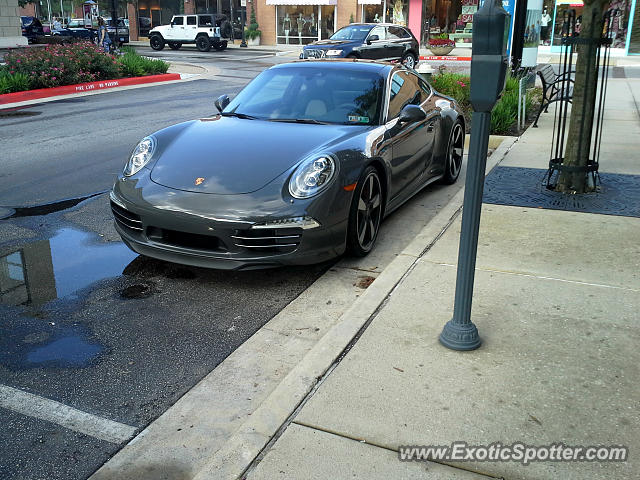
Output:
(427, 122), (435, 132)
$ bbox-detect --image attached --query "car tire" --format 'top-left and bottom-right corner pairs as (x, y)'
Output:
(441, 119), (465, 185)
(346, 166), (383, 257)
(401, 52), (417, 69)
(196, 35), (211, 52)
(213, 40), (227, 51)
(168, 42), (182, 50)
(150, 34), (165, 50)
(346, 53), (359, 59)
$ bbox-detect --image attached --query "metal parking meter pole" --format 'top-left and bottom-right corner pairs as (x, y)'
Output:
(240, 0), (247, 47)
(439, 0), (509, 351)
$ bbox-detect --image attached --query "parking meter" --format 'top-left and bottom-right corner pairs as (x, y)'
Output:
(470, 0), (510, 112)
(439, 0), (510, 351)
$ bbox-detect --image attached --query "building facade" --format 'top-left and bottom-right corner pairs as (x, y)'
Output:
(1, 0), (28, 47)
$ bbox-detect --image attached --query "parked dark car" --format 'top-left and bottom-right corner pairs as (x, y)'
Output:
(110, 60), (465, 270)
(53, 18), (96, 41)
(105, 17), (129, 46)
(20, 16), (44, 43)
(300, 23), (420, 69)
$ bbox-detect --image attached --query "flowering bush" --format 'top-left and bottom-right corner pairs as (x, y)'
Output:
(1, 43), (169, 94)
(428, 33), (455, 48)
(4, 42), (121, 89)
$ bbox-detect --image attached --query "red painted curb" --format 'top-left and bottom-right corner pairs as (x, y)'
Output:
(0, 73), (181, 105)
(420, 56), (472, 62)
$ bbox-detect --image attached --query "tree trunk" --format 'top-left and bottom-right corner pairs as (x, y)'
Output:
(555, 0), (607, 194)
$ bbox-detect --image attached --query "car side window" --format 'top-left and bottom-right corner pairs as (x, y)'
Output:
(387, 71), (422, 121)
(172, 16), (184, 25)
(386, 26), (404, 40)
(400, 27), (412, 38)
(199, 16), (212, 26)
(369, 26), (385, 41)
(186, 16), (197, 26)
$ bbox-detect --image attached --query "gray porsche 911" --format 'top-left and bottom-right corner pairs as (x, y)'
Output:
(110, 60), (465, 270)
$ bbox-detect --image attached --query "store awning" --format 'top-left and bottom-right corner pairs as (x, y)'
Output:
(265, 0), (337, 5)
(358, 0), (382, 4)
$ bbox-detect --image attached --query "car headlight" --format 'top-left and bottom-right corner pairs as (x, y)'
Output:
(124, 136), (156, 176)
(325, 49), (343, 56)
(289, 155), (337, 199)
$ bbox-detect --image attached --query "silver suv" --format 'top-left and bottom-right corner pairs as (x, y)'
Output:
(149, 14), (230, 52)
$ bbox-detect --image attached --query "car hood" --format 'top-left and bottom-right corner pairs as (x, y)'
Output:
(149, 117), (365, 195)
(306, 39), (356, 48)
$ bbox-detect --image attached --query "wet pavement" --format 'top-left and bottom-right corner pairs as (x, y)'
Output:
(0, 193), (330, 479)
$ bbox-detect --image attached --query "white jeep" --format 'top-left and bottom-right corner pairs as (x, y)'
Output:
(149, 14), (230, 52)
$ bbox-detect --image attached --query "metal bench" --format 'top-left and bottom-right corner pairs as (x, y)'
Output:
(532, 63), (574, 127)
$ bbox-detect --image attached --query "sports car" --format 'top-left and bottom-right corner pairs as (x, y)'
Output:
(110, 60), (465, 270)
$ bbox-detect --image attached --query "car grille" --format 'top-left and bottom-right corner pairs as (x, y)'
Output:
(111, 201), (143, 232)
(305, 49), (326, 59)
(231, 228), (302, 253)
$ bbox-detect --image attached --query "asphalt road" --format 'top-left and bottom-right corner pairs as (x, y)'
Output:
(0, 49), (334, 480)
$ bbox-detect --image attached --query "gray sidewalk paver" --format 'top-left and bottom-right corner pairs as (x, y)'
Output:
(248, 423), (495, 480)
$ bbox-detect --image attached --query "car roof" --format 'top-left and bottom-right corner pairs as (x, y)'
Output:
(272, 59), (392, 76)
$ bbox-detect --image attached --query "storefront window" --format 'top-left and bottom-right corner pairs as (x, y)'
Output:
(321, 5), (336, 39)
(551, 0), (632, 49)
(386, 0), (409, 27)
(362, 4), (384, 23)
(277, 5), (319, 45)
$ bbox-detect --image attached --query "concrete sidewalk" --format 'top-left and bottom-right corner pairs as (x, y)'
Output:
(224, 80), (640, 478)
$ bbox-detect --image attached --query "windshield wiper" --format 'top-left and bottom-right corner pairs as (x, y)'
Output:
(220, 112), (257, 120)
(268, 118), (329, 125)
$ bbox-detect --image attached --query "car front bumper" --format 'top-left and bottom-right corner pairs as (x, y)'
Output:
(110, 174), (349, 270)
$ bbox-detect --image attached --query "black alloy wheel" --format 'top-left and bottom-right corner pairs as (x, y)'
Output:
(347, 166), (383, 256)
(196, 35), (211, 52)
(442, 120), (465, 184)
(150, 34), (164, 50)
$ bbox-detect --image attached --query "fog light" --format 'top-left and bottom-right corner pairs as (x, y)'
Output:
(252, 216), (320, 230)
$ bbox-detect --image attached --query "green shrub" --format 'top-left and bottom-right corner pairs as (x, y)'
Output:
(491, 90), (518, 135)
(245, 2), (261, 40)
(145, 58), (169, 74)
(431, 72), (471, 122)
(118, 51), (146, 77)
(0, 70), (32, 94)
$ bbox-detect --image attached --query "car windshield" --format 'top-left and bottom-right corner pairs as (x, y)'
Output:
(68, 20), (83, 27)
(330, 25), (372, 41)
(223, 66), (384, 126)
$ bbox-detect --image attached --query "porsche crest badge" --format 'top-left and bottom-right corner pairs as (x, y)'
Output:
(195, 177), (205, 186)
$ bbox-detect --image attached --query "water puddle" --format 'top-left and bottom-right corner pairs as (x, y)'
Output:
(0, 319), (104, 369)
(0, 227), (137, 307)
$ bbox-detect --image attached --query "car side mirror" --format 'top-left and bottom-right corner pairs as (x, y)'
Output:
(215, 94), (230, 113)
(397, 104), (426, 124)
(367, 34), (379, 44)
(170, 21), (174, 27)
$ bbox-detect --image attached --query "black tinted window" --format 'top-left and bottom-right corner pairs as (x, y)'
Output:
(172, 16), (184, 25)
(199, 16), (212, 26)
(387, 26), (405, 39)
(387, 72), (422, 120)
(187, 16), (196, 25)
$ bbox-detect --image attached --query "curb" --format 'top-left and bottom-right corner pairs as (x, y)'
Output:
(420, 55), (471, 62)
(0, 73), (181, 106)
(192, 136), (519, 479)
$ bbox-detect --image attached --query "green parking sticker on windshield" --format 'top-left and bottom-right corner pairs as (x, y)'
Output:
(348, 115), (369, 123)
